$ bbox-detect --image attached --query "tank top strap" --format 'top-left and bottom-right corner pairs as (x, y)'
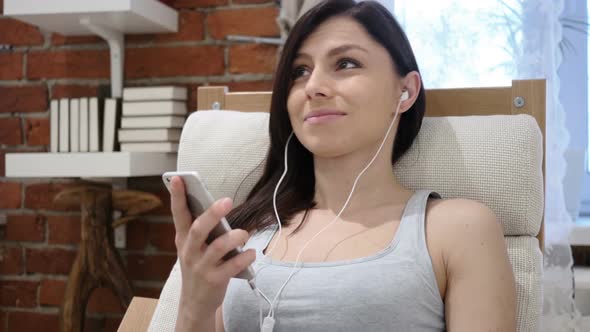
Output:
(390, 189), (442, 260)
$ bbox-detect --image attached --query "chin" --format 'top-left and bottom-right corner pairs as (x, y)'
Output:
(298, 135), (350, 158)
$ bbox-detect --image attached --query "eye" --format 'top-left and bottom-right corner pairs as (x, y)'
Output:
(336, 58), (360, 70)
(291, 65), (310, 80)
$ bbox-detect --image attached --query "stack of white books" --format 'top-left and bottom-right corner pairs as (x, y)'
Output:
(50, 97), (112, 153)
(119, 86), (188, 153)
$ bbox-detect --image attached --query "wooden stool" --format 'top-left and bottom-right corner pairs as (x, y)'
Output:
(54, 183), (161, 332)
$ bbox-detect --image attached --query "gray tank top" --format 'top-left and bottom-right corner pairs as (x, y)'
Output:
(223, 190), (446, 331)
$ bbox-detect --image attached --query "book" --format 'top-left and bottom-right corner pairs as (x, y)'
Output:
(70, 99), (79, 152)
(50, 100), (59, 153)
(121, 116), (185, 129)
(59, 98), (69, 152)
(118, 128), (182, 142)
(122, 101), (187, 117)
(122, 86), (187, 101)
(120, 142), (179, 153)
(102, 98), (120, 153)
(89, 97), (101, 152)
(79, 98), (89, 152)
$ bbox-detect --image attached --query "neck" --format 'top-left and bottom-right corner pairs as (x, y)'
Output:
(312, 144), (410, 217)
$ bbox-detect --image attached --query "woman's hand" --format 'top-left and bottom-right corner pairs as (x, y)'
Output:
(169, 176), (256, 330)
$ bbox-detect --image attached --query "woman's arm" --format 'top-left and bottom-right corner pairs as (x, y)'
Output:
(437, 199), (517, 331)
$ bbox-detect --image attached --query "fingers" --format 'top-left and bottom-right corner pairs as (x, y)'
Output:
(169, 176), (192, 249)
(200, 229), (250, 267)
(183, 197), (234, 258)
(213, 249), (256, 281)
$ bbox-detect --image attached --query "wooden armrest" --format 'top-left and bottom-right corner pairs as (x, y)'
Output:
(117, 297), (159, 332)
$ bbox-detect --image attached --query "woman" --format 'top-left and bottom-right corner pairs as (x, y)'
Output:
(169, 1), (517, 331)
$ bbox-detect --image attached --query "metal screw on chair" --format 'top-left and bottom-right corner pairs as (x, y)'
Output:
(211, 101), (221, 110)
(513, 96), (525, 108)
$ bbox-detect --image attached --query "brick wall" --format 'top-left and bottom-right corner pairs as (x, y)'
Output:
(0, 0), (279, 331)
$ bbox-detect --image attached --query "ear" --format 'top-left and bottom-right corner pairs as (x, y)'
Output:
(399, 71), (422, 113)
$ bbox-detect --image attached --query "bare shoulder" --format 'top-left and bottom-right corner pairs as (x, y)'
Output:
(425, 197), (505, 260)
(426, 197), (502, 235)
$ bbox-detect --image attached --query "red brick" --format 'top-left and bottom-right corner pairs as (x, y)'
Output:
(51, 84), (100, 99)
(0, 182), (21, 209)
(39, 279), (66, 306)
(0, 85), (48, 113)
(127, 11), (204, 43)
(24, 182), (78, 211)
(47, 215), (80, 245)
(0, 118), (21, 145)
(184, 84), (202, 111)
(28, 49), (110, 79)
(166, 0), (227, 8)
(0, 280), (39, 308)
(126, 220), (149, 250)
(125, 46), (224, 79)
(229, 44), (278, 74)
(0, 53), (22, 80)
(51, 34), (103, 46)
(0, 247), (22, 275)
(87, 287), (125, 314)
(25, 248), (76, 274)
(6, 214), (45, 242)
(207, 7), (279, 40)
(7, 312), (59, 332)
(0, 18), (44, 46)
(25, 117), (49, 146)
(149, 222), (176, 252)
(126, 254), (176, 281)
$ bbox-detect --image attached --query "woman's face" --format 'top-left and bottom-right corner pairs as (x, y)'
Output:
(287, 16), (404, 158)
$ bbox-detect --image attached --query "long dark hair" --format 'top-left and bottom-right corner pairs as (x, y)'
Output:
(227, 0), (426, 233)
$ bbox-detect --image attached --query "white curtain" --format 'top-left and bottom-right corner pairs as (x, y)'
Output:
(394, 0), (585, 330)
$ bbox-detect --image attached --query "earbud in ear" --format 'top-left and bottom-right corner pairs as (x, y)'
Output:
(401, 90), (409, 101)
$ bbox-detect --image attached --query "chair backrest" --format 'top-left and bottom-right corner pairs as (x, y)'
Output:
(194, 79), (546, 249)
(157, 79), (545, 332)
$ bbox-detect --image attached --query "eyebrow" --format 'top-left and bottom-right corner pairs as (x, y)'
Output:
(295, 44), (369, 60)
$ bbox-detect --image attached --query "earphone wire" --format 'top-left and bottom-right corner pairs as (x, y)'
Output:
(254, 93), (406, 329)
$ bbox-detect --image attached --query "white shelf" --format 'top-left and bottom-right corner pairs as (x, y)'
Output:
(4, 0), (178, 36)
(5, 152), (177, 178)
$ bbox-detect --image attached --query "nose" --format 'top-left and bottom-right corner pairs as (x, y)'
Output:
(304, 67), (332, 99)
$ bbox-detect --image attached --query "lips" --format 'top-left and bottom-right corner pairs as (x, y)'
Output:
(304, 110), (347, 123)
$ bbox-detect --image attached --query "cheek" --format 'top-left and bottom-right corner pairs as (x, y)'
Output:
(286, 89), (306, 122)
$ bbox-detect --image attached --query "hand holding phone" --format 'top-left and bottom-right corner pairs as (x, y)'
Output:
(163, 171), (256, 282)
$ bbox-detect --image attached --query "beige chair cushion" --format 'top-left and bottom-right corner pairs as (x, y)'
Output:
(149, 110), (544, 332)
(176, 110), (544, 236)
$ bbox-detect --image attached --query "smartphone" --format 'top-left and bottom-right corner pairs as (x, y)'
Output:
(162, 171), (255, 281)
